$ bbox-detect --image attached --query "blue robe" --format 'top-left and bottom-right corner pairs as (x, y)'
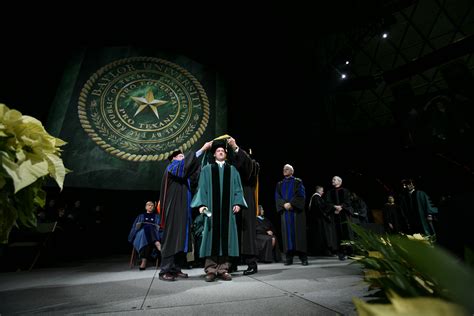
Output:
(128, 213), (162, 254)
(275, 176), (307, 253)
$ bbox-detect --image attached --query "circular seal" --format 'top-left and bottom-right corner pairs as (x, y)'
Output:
(78, 57), (210, 161)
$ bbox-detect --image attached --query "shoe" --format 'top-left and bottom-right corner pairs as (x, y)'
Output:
(301, 260), (308, 266)
(243, 266), (258, 276)
(139, 259), (147, 270)
(338, 254), (347, 261)
(159, 273), (176, 281)
(205, 272), (216, 282)
(284, 260), (293, 266)
(174, 271), (189, 278)
(218, 272), (232, 281)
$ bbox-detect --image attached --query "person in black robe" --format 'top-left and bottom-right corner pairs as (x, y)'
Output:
(325, 176), (354, 260)
(275, 164), (308, 266)
(308, 186), (337, 256)
(158, 141), (212, 281)
(228, 137), (260, 275)
(256, 205), (282, 262)
(128, 201), (162, 270)
(350, 192), (369, 225)
(381, 195), (405, 234)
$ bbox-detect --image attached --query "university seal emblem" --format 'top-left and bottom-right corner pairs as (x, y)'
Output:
(78, 57), (210, 161)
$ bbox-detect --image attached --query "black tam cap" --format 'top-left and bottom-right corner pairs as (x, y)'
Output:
(167, 150), (182, 161)
(211, 139), (227, 154)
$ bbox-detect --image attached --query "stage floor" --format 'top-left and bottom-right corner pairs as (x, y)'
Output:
(0, 256), (371, 315)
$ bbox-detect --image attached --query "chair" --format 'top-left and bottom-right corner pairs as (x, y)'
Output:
(8, 221), (57, 271)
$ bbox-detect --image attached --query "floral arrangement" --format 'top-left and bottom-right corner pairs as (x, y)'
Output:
(349, 223), (474, 315)
(0, 103), (67, 243)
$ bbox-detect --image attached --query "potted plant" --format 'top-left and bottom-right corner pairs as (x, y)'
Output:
(0, 103), (67, 244)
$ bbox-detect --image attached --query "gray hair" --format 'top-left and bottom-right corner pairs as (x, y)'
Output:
(333, 176), (342, 183)
(283, 164), (294, 174)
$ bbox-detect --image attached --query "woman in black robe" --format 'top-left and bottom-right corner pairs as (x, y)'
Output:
(256, 205), (281, 262)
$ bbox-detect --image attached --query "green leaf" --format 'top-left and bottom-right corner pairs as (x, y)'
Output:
(2, 152), (49, 193)
(0, 104), (68, 244)
(14, 183), (38, 228)
(353, 294), (469, 316)
(465, 248), (474, 269)
(393, 237), (474, 311)
(45, 153), (66, 190)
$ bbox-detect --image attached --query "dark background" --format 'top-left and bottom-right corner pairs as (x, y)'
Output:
(1, 1), (473, 261)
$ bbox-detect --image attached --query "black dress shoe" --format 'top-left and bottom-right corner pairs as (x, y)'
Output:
(301, 260), (308, 266)
(174, 271), (189, 278)
(338, 254), (347, 261)
(284, 260), (293, 266)
(159, 273), (176, 281)
(243, 267), (258, 275)
(139, 266), (146, 271)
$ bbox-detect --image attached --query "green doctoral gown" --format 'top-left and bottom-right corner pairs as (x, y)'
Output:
(191, 162), (247, 257)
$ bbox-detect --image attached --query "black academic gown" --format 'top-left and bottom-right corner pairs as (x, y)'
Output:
(309, 193), (337, 254)
(256, 216), (282, 262)
(159, 151), (201, 258)
(351, 198), (369, 224)
(326, 187), (354, 243)
(382, 203), (404, 234)
(275, 176), (307, 253)
(231, 148), (259, 256)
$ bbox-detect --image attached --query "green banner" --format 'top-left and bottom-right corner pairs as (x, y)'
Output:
(47, 48), (225, 190)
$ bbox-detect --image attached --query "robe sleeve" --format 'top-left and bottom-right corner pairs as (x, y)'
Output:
(290, 179), (306, 213)
(325, 191), (335, 209)
(309, 194), (315, 211)
(231, 165), (248, 208)
(128, 214), (141, 243)
(341, 189), (354, 216)
(420, 191), (438, 214)
(275, 182), (286, 213)
(166, 150), (199, 179)
(318, 196), (333, 222)
(191, 165), (211, 209)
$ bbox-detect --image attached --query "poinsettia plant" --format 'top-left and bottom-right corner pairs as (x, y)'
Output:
(0, 103), (68, 244)
(349, 223), (474, 315)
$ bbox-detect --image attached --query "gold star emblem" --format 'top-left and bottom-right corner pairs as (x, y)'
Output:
(131, 90), (167, 119)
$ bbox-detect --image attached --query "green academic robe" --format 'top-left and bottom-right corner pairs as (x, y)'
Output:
(191, 162), (247, 257)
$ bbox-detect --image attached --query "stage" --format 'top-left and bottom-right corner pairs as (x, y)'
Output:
(0, 256), (371, 315)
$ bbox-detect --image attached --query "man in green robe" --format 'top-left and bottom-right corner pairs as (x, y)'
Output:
(191, 140), (247, 282)
(400, 179), (438, 236)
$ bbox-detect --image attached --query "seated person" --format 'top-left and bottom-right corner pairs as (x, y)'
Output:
(256, 205), (281, 263)
(128, 201), (162, 270)
(350, 192), (369, 225)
